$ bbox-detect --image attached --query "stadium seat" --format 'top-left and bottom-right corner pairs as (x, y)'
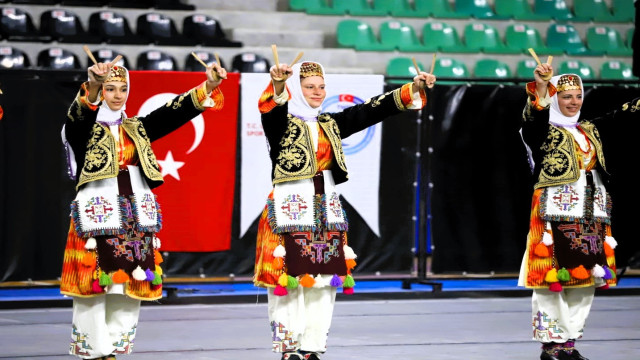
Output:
(289, 0), (307, 11)
(494, 0), (550, 20)
(600, 60), (636, 80)
(136, 12), (195, 46)
(304, 0), (345, 15)
(231, 52), (270, 73)
(454, 0), (508, 19)
(516, 59), (539, 78)
(390, 0), (420, 17)
(108, 0), (154, 8)
(505, 24), (563, 55)
(380, 20), (427, 52)
(335, 0), (388, 16)
(0, 46), (30, 69)
(88, 11), (147, 44)
(61, 1), (105, 6)
(182, 14), (242, 47)
(627, 28), (634, 49)
(336, 19), (394, 51)
(557, 60), (595, 80)
(185, 51), (226, 72)
(586, 26), (632, 56)
(572, 0), (616, 22)
(421, 22), (473, 53)
(415, 0), (467, 18)
(40, 9), (100, 44)
(386, 57), (424, 84)
(37, 47), (81, 70)
(136, 50), (177, 71)
(533, 0), (574, 21)
(611, 0), (635, 22)
(546, 24), (603, 56)
(89, 48), (129, 68)
(432, 57), (469, 80)
(474, 58), (512, 79)
(463, 23), (520, 54)
(0, 7), (51, 42)
(154, 0), (195, 10)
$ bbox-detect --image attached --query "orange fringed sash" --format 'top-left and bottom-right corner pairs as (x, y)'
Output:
(259, 82), (291, 114)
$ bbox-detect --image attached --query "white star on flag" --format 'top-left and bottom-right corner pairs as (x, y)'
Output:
(158, 151), (185, 181)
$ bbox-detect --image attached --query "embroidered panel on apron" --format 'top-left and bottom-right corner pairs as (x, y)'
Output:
(283, 230), (347, 277)
(551, 221), (607, 270)
(96, 224), (156, 275)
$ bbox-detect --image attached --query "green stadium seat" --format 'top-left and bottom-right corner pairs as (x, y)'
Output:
(386, 57), (424, 84)
(421, 22), (474, 53)
(533, 0), (574, 21)
(573, 0), (617, 22)
(336, 19), (394, 51)
(463, 23), (520, 54)
(558, 60), (595, 80)
(304, 0), (344, 15)
(600, 60), (637, 80)
(454, 0), (509, 19)
(627, 27), (634, 48)
(474, 58), (512, 78)
(334, 0), (387, 16)
(415, 0), (467, 18)
(389, 0), (418, 17)
(505, 24), (563, 55)
(289, 0), (307, 11)
(380, 20), (427, 52)
(546, 24), (604, 56)
(433, 57), (470, 80)
(586, 26), (632, 56)
(494, 0), (551, 20)
(612, 0), (635, 22)
(516, 59), (540, 78)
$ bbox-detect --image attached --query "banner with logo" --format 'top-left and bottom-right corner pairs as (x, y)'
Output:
(127, 71), (239, 252)
(240, 73), (384, 238)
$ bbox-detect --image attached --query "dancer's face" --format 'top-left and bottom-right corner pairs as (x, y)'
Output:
(557, 89), (582, 117)
(102, 81), (127, 111)
(300, 76), (326, 108)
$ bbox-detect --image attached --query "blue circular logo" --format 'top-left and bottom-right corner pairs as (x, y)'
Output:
(322, 94), (375, 155)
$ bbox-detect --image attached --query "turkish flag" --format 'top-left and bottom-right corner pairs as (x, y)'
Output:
(126, 71), (239, 252)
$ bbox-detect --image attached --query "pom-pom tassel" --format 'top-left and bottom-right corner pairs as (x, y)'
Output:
(132, 266), (147, 281)
(274, 284), (288, 296)
(155, 265), (163, 276)
(343, 245), (357, 260)
(557, 268), (571, 282)
(81, 252), (97, 268)
(345, 259), (357, 270)
(592, 264), (605, 278)
(273, 244), (286, 258)
(602, 266), (613, 280)
(571, 265), (590, 280)
(542, 231), (553, 246)
(343, 287), (354, 295)
(604, 242), (615, 257)
(598, 283), (610, 290)
(605, 236), (617, 249)
(534, 243), (550, 257)
(278, 273), (289, 287)
(544, 268), (559, 283)
(92, 279), (104, 293)
(151, 271), (162, 285)
(99, 271), (113, 286)
(330, 274), (343, 287)
(154, 250), (164, 264)
(343, 274), (355, 288)
(112, 269), (129, 284)
(153, 236), (161, 249)
(300, 274), (315, 288)
(286, 275), (299, 289)
(145, 268), (155, 281)
(273, 257), (284, 270)
(549, 282), (563, 292)
(313, 274), (326, 288)
(84, 237), (97, 250)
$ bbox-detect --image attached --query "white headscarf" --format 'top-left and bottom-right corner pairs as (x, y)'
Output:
(285, 61), (326, 121)
(548, 73), (583, 128)
(96, 65), (130, 125)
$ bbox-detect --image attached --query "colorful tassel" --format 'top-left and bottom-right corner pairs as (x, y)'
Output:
(592, 264), (605, 278)
(343, 274), (355, 288)
(605, 236), (617, 249)
(571, 265), (590, 280)
(557, 268), (571, 282)
(313, 274), (326, 288)
(343, 245), (357, 259)
(151, 271), (162, 285)
(598, 283), (610, 290)
(154, 250), (164, 264)
(92, 279), (104, 293)
(549, 282), (563, 292)
(300, 274), (315, 288)
(274, 284), (288, 296)
(132, 266), (147, 281)
(345, 259), (357, 270)
(112, 269), (129, 284)
(286, 275), (299, 289)
(278, 273), (289, 287)
(145, 268), (155, 281)
(542, 232), (553, 246)
(273, 257), (284, 270)
(155, 265), (163, 276)
(330, 274), (343, 287)
(534, 243), (550, 257)
(602, 266), (613, 280)
(545, 268), (559, 283)
(81, 252), (96, 268)
(343, 287), (354, 295)
(273, 244), (286, 258)
(84, 237), (97, 250)
(604, 242), (615, 257)
(99, 272), (112, 286)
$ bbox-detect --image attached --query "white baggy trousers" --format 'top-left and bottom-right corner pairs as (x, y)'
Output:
(531, 287), (596, 343)
(70, 293), (141, 359)
(268, 286), (337, 353)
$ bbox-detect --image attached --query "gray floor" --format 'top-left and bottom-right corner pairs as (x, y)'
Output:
(1, 295), (639, 360)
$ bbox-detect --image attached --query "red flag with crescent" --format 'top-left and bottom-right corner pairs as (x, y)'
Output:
(126, 71), (239, 252)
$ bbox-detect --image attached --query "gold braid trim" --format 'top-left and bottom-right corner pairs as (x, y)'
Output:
(273, 116), (316, 184)
(319, 115), (347, 173)
(76, 123), (118, 190)
(122, 119), (163, 182)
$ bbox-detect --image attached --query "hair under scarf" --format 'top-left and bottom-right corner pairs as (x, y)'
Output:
(548, 73), (583, 128)
(285, 61), (326, 121)
(96, 65), (130, 125)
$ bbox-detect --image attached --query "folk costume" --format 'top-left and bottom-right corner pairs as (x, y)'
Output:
(61, 65), (223, 359)
(254, 61), (426, 359)
(518, 73), (639, 359)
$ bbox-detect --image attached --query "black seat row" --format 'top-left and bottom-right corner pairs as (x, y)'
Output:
(0, 46), (272, 73)
(1, 0), (194, 10)
(0, 7), (242, 47)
